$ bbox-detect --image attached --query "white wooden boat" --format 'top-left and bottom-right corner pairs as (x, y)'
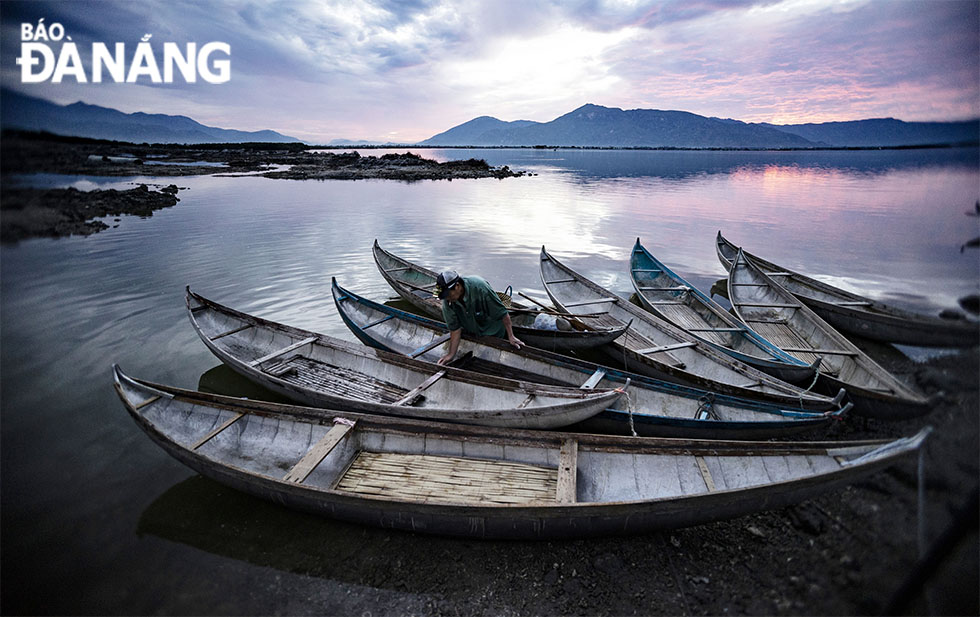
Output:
(114, 364), (930, 540)
(186, 288), (622, 429)
(539, 246), (843, 411)
(716, 231), (978, 348)
(372, 240), (629, 352)
(333, 278), (849, 439)
(631, 238), (816, 383)
(727, 248), (932, 419)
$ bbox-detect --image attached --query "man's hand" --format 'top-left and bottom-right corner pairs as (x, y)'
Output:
(508, 335), (524, 350)
(437, 351), (456, 365)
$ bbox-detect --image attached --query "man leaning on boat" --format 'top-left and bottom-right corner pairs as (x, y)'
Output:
(434, 270), (524, 364)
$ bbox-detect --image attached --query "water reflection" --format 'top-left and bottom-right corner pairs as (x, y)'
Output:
(359, 146), (979, 181)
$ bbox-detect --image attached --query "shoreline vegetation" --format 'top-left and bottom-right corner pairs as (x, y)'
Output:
(0, 131), (527, 242)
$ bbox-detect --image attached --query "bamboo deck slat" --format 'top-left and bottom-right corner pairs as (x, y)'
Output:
(335, 451), (559, 505)
(263, 355), (409, 403)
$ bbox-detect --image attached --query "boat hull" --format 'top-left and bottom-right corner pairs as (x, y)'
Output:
(115, 366), (928, 540)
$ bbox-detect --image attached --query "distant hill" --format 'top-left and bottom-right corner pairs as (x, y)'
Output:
(420, 103), (980, 148)
(419, 116), (541, 146)
(762, 118), (979, 147)
(0, 89), (301, 144)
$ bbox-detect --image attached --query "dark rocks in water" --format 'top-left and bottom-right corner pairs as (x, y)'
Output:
(959, 294), (980, 315)
(0, 183), (182, 242)
(262, 151), (523, 181)
(939, 309), (968, 320)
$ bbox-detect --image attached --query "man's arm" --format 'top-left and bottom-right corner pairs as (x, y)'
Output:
(437, 329), (463, 365)
(501, 313), (524, 349)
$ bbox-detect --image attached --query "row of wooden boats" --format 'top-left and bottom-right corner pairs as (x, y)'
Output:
(114, 235), (960, 538)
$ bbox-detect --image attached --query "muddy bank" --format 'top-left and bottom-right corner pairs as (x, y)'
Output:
(0, 183), (181, 243)
(0, 131), (525, 180)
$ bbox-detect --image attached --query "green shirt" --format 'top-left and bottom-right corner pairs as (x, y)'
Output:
(441, 275), (509, 337)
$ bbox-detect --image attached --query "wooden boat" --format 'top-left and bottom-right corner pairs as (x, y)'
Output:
(372, 240), (629, 352)
(539, 246), (843, 411)
(726, 248), (932, 419)
(185, 288), (622, 429)
(630, 238), (816, 383)
(333, 278), (849, 439)
(114, 364), (930, 540)
(716, 231), (978, 348)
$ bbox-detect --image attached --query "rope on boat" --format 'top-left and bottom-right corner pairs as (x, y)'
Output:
(622, 388), (638, 437)
(696, 393), (719, 420)
(797, 362), (821, 409)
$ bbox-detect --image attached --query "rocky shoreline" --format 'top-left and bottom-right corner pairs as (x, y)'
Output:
(1, 183), (181, 243)
(0, 132), (524, 242)
(0, 131), (525, 180)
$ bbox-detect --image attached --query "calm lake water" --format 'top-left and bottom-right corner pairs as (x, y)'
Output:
(2, 147), (978, 613)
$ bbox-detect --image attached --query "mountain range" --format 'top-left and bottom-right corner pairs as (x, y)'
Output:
(0, 89), (300, 144)
(420, 103), (980, 148)
(2, 90), (977, 148)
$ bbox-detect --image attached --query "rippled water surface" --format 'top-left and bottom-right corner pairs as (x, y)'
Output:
(2, 147), (978, 613)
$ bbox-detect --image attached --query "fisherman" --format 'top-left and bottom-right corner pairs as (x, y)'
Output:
(433, 270), (524, 365)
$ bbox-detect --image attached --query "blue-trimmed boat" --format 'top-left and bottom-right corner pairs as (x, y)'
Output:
(630, 238), (816, 384)
(332, 278), (850, 439)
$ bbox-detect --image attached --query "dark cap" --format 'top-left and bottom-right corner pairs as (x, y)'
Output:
(434, 270), (461, 299)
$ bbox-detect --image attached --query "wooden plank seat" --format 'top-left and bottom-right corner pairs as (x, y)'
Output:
(361, 315), (395, 330)
(334, 451), (559, 505)
(393, 370), (446, 406)
(543, 278), (577, 284)
(781, 347), (858, 356)
(635, 341), (697, 355)
(262, 355), (410, 404)
(249, 336), (318, 367)
(562, 297), (618, 308)
(409, 333), (451, 358)
(738, 303), (800, 309)
(637, 286), (689, 292)
(283, 420), (355, 484)
(210, 324), (253, 340)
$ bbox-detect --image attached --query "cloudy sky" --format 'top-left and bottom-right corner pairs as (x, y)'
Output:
(1, 0), (977, 143)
